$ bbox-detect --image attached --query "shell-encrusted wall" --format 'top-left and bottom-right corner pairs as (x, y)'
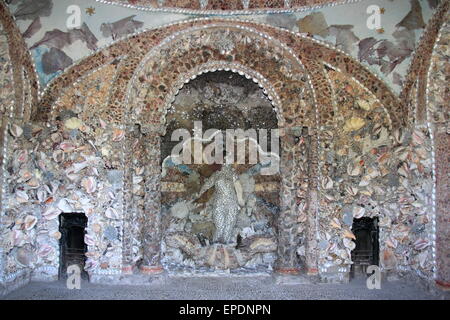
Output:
(316, 69), (435, 279)
(0, 1), (448, 290)
(1, 112), (127, 279)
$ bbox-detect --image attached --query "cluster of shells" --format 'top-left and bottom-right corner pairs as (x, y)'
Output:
(1, 115), (127, 277)
(315, 71), (434, 276)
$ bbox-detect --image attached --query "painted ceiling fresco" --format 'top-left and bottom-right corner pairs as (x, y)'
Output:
(5, 0), (440, 93)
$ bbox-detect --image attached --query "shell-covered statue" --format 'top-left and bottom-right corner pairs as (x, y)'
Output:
(197, 164), (244, 244)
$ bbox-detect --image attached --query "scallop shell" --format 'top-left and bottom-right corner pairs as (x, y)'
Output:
(345, 186), (358, 196)
(353, 206), (366, 219)
(16, 247), (36, 267)
(105, 207), (120, 220)
(321, 177), (334, 190)
(9, 124), (23, 138)
(81, 177), (97, 193)
(112, 129), (125, 142)
(413, 238), (430, 251)
(57, 198), (74, 212)
(357, 99), (371, 111)
(36, 188), (47, 203)
(24, 215), (37, 230)
(64, 117), (83, 130)
(343, 117), (365, 132)
(38, 244), (54, 257)
(42, 207), (61, 220)
(11, 230), (25, 246)
(16, 190), (29, 203)
(347, 163), (361, 176)
(84, 234), (95, 246)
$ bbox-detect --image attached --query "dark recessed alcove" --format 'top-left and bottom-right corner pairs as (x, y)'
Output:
(58, 213), (88, 280)
(350, 217), (379, 277)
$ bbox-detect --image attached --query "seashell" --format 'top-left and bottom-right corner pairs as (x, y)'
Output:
(330, 218), (341, 229)
(413, 238), (430, 251)
(91, 223), (102, 234)
(16, 150), (28, 164)
(133, 176), (144, 184)
(52, 150), (64, 163)
(112, 129), (125, 142)
(18, 169), (32, 182)
(344, 117), (365, 132)
(345, 185), (358, 196)
(84, 234), (95, 246)
(16, 190), (29, 203)
(347, 163), (361, 176)
(357, 99), (371, 111)
(60, 142), (75, 152)
(136, 167), (145, 175)
(367, 167), (380, 178)
(101, 145), (111, 157)
(358, 175), (371, 187)
(415, 147), (428, 159)
(353, 206), (366, 219)
(50, 231), (62, 240)
(412, 129), (425, 146)
(342, 229), (356, 240)
(393, 129), (402, 143)
(321, 177), (334, 190)
(64, 117), (83, 130)
(385, 237), (397, 248)
(16, 247), (36, 267)
(51, 133), (62, 143)
(57, 198), (73, 212)
(36, 188), (47, 203)
(343, 238), (356, 250)
(24, 215), (37, 230)
(105, 207), (120, 220)
(99, 119), (107, 128)
(38, 244), (54, 257)
(11, 230), (25, 246)
(418, 251), (428, 268)
(42, 207), (61, 220)
(398, 163), (409, 177)
(10, 124), (23, 138)
(378, 216), (391, 227)
(26, 178), (39, 188)
(81, 177), (97, 193)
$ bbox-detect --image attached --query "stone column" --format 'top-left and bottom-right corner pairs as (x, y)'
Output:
(275, 129), (302, 274)
(121, 127), (138, 274)
(140, 129), (164, 274)
(305, 131), (319, 275)
(435, 124), (449, 289)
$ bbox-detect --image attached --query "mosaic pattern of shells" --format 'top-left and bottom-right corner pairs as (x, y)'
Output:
(0, 0), (448, 283)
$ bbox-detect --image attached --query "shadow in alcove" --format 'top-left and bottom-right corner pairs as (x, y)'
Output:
(350, 217), (380, 280)
(58, 212), (89, 281)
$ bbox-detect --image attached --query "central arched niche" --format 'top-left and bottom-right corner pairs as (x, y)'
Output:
(160, 71), (281, 272)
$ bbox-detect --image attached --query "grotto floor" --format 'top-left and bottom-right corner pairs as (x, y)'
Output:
(2, 275), (447, 300)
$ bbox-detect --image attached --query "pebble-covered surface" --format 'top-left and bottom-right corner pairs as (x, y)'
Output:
(3, 276), (447, 300)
